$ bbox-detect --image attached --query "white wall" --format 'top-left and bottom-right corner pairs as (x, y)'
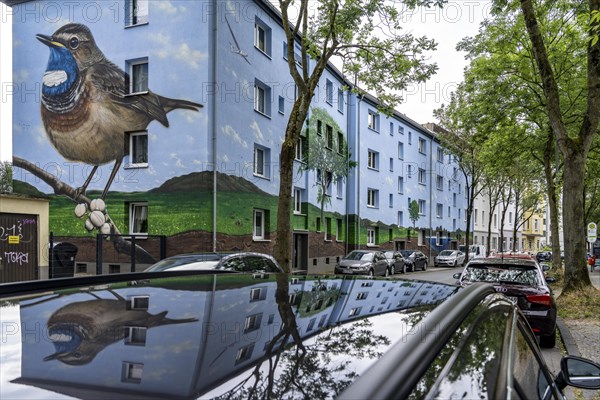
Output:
(0, 3), (12, 163)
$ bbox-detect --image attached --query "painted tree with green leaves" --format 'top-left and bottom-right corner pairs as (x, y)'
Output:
(409, 200), (420, 229)
(274, 0), (443, 271)
(299, 107), (357, 238)
(0, 162), (11, 193)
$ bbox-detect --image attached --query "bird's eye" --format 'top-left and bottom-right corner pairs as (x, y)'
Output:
(69, 37), (79, 49)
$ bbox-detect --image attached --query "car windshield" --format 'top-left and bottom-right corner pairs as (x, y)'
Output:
(439, 250), (455, 257)
(384, 251), (395, 258)
(400, 250), (414, 257)
(344, 251), (373, 261)
(461, 265), (540, 286)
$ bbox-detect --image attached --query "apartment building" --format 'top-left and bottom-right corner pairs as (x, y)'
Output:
(3, 0), (468, 273)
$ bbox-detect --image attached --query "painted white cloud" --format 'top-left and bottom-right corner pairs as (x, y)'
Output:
(13, 69), (29, 84)
(170, 153), (185, 169)
(221, 125), (247, 148)
(155, 1), (178, 15)
(250, 121), (264, 142)
(174, 43), (206, 69)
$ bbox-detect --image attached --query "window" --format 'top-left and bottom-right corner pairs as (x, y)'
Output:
(336, 176), (343, 198)
(250, 287), (263, 301)
(235, 344), (255, 364)
(244, 314), (262, 332)
(357, 292), (368, 300)
(316, 217), (322, 232)
(418, 199), (426, 215)
(436, 175), (443, 190)
(418, 168), (426, 184)
(436, 203), (443, 218)
(129, 296), (149, 310)
(367, 188), (378, 208)
(437, 147), (444, 163)
(254, 80), (271, 116)
(474, 208), (478, 224)
(336, 218), (343, 240)
(389, 157), (394, 172)
(317, 120), (323, 136)
(368, 111), (378, 131)
(398, 142), (404, 159)
(326, 125), (333, 149)
(129, 202), (148, 235)
(128, 59), (148, 94)
(253, 209), (267, 240)
(398, 176), (404, 194)
(436, 231), (441, 246)
(278, 96), (285, 114)
(326, 79), (333, 104)
(324, 171), (333, 196)
(338, 89), (344, 113)
(254, 18), (271, 56)
(253, 145), (268, 177)
(125, 327), (147, 346)
(408, 131), (412, 144)
(482, 210), (485, 226)
(125, 0), (148, 26)
(390, 122), (394, 136)
(509, 212), (513, 224)
(325, 217), (332, 240)
(367, 150), (379, 170)
(398, 211), (403, 226)
(122, 362), (143, 383)
(494, 214), (497, 228)
(337, 131), (344, 154)
(367, 228), (376, 246)
(453, 193), (457, 207)
(399, 125), (404, 135)
(349, 307), (362, 317)
(418, 138), (426, 154)
(294, 188), (302, 214)
(126, 131), (148, 168)
(389, 193), (394, 208)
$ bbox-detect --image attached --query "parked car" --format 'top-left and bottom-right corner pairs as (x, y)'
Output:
(399, 250), (428, 271)
(335, 250), (390, 276)
(453, 257), (557, 347)
(434, 250), (465, 267)
(144, 252), (282, 273)
(460, 244), (487, 260)
(384, 251), (406, 274)
(536, 251), (552, 262)
(1, 273), (598, 399)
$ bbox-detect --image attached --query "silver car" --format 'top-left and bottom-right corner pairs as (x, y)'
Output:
(144, 252), (282, 273)
(434, 250), (465, 267)
(334, 250), (390, 276)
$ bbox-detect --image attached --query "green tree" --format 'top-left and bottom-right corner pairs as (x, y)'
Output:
(299, 108), (357, 238)
(0, 161), (12, 193)
(409, 200), (420, 228)
(274, 0), (443, 271)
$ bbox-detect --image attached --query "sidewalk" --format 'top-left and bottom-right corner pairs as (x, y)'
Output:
(554, 267), (600, 400)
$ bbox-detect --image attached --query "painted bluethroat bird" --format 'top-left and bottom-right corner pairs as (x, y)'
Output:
(36, 23), (203, 199)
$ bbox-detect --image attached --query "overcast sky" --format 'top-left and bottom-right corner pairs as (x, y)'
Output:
(0, 1), (488, 163)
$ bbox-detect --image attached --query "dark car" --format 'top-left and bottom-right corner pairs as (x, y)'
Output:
(334, 250), (390, 276)
(384, 251), (406, 274)
(1, 273), (599, 399)
(536, 251), (553, 262)
(453, 257), (557, 347)
(144, 252), (282, 273)
(400, 250), (428, 271)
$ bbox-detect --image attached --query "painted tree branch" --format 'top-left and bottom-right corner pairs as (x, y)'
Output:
(13, 156), (156, 264)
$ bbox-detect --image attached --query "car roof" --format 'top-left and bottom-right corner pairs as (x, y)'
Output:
(467, 257), (539, 268)
(0, 272), (479, 399)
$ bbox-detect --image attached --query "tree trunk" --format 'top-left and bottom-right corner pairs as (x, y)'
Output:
(562, 150), (592, 291)
(542, 130), (562, 271)
(275, 99), (309, 272)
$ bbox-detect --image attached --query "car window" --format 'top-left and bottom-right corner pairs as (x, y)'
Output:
(221, 256), (246, 272)
(242, 256), (269, 272)
(512, 321), (554, 400)
(262, 258), (280, 272)
(462, 265), (540, 286)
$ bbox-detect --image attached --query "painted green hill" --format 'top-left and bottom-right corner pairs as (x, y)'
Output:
(149, 171), (268, 195)
(12, 180), (50, 198)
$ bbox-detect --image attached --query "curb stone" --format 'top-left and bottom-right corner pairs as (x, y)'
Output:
(556, 317), (581, 357)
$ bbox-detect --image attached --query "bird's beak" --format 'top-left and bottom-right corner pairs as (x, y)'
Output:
(36, 34), (64, 48)
(43, 351), (64, 361)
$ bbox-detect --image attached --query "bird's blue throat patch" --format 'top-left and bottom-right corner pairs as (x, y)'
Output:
(42, 46), (79, 96)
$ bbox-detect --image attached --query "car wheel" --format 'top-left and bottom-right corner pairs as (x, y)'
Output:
(369, 269), (375, 277)
(453, 260), (457, 267)
(422, 262), (427, 271)
(402, 264), (406, 274)
(390, 265), (395, 275)
(385, 267), (390, 277)
(540, 330), (556, 348)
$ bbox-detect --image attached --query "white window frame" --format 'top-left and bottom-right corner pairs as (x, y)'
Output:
(253, 146), (266, 177)
(436, 175), (443, 190)
(367, 188), (378, 208)
(436, 203), (443, 218)
(418, 138), (426, 154)
(338, 89), (344, 113)
(129, 202), (148, 235)
(367, 150), (378, 170)
(122, 362), (144, 383)
(418, 168), (426, 185)
(254, 84), (269, 115)
(398, 176), (404, 194)
(367, 228), (376, 246)
(294, 188), (302, 214)
(295, 136), (304, 161)
(336, 176), (343, 199)
(253, 209), (266, 240)
(368, 111), (378, 131)
(127, 131), (148, 168)
(418, 199), (426, 215)
(437, 147), (444, 163)
(128, 59), (148, 94)
(398, 142), (404, 159)
(326, 79), (333, 104)
(389, 193), (393, 208)
(126, 0), (148, 26)
(254, 19), (271, 56)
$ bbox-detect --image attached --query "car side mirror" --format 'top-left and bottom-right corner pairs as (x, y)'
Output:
(542, 264), (551, 271)
(545, 276), (557, 283)
(452, 273), (461, 279)
(559, 356), (600, 390)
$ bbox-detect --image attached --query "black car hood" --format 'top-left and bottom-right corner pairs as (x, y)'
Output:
(0, 273), (460, 399)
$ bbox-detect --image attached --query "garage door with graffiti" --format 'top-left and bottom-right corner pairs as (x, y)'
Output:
(0, 213), (38, 283)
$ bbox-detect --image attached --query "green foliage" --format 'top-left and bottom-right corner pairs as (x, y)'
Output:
(0, 161), (12, 193)
(409, 200), (420, 228)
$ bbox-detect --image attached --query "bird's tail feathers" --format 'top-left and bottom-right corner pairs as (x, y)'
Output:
(159, 95), (203, 113)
